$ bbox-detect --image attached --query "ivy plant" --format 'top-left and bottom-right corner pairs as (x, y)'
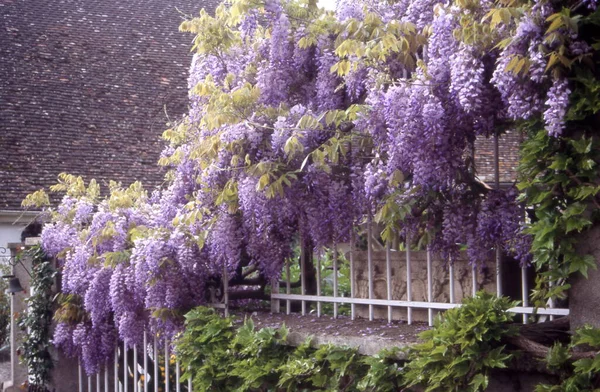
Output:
(18, 245), (56, 387)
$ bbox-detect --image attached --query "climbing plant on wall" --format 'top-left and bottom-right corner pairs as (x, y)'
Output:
(18, 245), (56, 387)
(20, 0), (600, 375)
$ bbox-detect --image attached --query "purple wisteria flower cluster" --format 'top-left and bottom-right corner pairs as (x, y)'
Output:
(39, 0), (581, 375)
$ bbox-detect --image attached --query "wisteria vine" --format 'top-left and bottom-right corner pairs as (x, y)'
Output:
(22, 0), (600, 375)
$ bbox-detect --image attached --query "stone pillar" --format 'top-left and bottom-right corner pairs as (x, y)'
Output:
(570, 224), (600, 330)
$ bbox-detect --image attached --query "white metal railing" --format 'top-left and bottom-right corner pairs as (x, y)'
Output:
(77, 241), (568, 391)
(77, 331), (191, 392)
(270, 231), (569, 327)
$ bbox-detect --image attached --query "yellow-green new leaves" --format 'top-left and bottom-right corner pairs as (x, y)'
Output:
(284, 135), (305, 161)
(546, 10), (580, 36)
(180, 8), (240, 54)
(226, 0), (257, 26)
(193, 81), (262, 131)
(102, 250), (131, 268)
(106, 181), (147, 211)
(247, 161), (298, 199)
(215, 179), (239, 213)
(260, 172), (299, 198)
(504, 54), (531, 76)
(23, 175), (100, 220)
(48, 173), (99, 200)
(331, 15), (421, 77)
(483, 7), (523, 30)
(296, 114), (323, 130)
(22, 189), (50, 208)
(162, 119), (191, 147)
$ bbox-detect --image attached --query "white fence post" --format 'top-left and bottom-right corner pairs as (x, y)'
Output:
(367, 219), (374, 321)
(350, 231), (355, 320)
(316, 252), (322, 317)
(405, 234), (412, 325)
(427, 248), (433, 326)
(333, 243), (339, 318)
(385, 242), (392, 323)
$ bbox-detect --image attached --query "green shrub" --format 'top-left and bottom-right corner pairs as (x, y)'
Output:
(536, 325), (600, 391)
(175, 306), (405, 392)
(357, 348), (404, 392)
(404, 292), (518, 392)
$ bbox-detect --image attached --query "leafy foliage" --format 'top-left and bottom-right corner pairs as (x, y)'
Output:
(18, 245), (56, 387)
(404, 292), (518, 392)
(0, 262), (11, 348)
(175, 307), (405, 392)
(516, 6), (600, 304)
(536, 325), (600, 392)
(357, 348), (404, 391)
(25, 0), (600, 375)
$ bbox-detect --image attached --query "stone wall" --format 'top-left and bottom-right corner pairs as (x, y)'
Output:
(352, 250), (497, 322)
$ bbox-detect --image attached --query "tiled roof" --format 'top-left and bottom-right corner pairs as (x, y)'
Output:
(0, 0), (219, 210)
(0, 0), (521, 211)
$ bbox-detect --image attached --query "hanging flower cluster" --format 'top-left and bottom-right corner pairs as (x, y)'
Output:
(24, 0), (595, 375)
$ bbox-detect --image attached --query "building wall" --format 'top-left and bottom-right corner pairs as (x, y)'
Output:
(0, 225), (26, 257)
(0, 211), (37, 257)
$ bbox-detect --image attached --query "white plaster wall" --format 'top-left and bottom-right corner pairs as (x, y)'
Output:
(0, 224), (26, 256)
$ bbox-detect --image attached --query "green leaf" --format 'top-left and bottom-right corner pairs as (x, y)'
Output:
(470, 373), (488, 391)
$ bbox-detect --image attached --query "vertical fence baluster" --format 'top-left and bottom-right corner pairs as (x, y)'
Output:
(367, 219), (374, 321)
(223, 264), (229, 317)
(286, 259), (291, 315)
(188, 367), (193, 392)
(114, 346), (118, 392)
(316, 252), (322, 317)
(153, 336), (158, 392)
(427, 248), (433, 327)
(271, 277), (280, 313)
(124, 341), (128, 392)
(521, 266), (529, 324)
(406, 235), (412, 325)
(350, 231), (355, 320)
(549, 278), (555, 321)
(494, 132), (503, 297)
(88, 376), (92, 392)
(165, 339), (170, 392)
(79, 360), (83, 392)
(472, 265), (477, 297)
(97, 372), (101, 392)
(496, 248), (502, 296)
(496, 248), (503, 297)
(143, 331), (148, 392)
(133, 344), (138, 392)
(385, 241), (392, 323)
(333, 243), (338, 318)
(449, 261), (455, 304)
(176, 359), (181, 392)
(300, 235), (306, 315)
(105, 363), (108, 392)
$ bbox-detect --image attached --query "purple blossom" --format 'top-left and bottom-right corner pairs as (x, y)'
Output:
(544, 78), (571, 137)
